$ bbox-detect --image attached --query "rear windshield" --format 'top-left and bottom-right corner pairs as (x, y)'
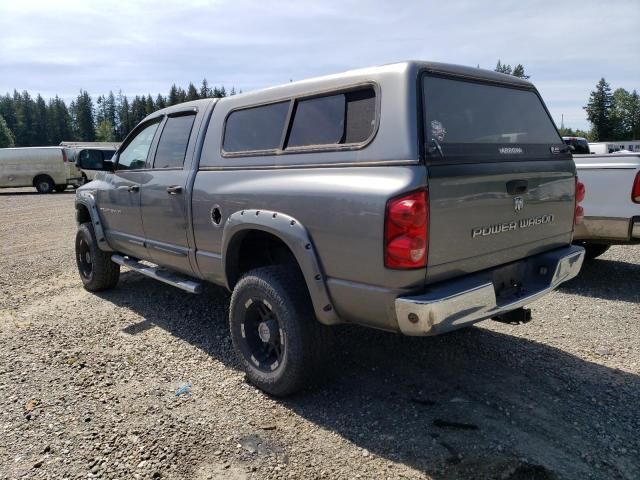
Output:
(562, 138), (590, 154)
(423, 76), (561, 145)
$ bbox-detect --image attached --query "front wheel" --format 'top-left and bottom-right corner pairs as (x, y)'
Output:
(75, 223), (120, 291)
(229, 266), (327, 396)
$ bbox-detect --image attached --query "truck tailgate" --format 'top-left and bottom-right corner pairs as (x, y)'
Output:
(426, 160), (576, 283)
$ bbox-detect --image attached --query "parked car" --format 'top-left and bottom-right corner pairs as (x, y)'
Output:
(74, 61), (585, 395)
(0, 146), (84, 193)
(573, 152), (640, 258)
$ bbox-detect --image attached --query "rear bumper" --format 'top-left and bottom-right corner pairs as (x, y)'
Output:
(574, 216), (640, 243)
(395, 245), (584, 336)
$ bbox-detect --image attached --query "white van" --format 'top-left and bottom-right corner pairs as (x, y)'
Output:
(0, 147), (84, 193)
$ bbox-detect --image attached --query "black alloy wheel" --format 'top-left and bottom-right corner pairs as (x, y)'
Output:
(239, 298), (285, 372)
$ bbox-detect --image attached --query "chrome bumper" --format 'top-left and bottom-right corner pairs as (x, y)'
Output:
(632, 218), (640, 239)
(574, 216), (640, 242)
(395, 245), (585, 336)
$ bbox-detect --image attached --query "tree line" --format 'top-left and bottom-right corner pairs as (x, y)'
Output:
(0, 79), (236, 148)
(1, 63), (638, 148)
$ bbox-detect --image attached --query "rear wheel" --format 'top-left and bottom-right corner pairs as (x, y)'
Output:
(229, 266), (327, 396)
(75, 223), (120, 291)
(34, 175), (54, 194)
(54, 184), (68, 193)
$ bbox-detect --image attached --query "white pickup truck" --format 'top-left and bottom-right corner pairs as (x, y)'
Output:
(573, 153), (640, 259)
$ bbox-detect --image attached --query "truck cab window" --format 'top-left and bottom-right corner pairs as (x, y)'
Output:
(287, 88), (376, 148)
(117, 121), (160, 170)
(223, 101), (289, 153)
(153, 115), (196, 168)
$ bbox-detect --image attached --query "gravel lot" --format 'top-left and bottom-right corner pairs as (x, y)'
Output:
(0, 187), (638, 480)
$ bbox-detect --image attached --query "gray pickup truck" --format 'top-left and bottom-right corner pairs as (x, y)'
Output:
(74, 61), (585, 395)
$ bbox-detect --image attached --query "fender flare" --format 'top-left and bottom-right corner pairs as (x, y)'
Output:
(222, 209), (340, 326)
(75, 191), (113, 252)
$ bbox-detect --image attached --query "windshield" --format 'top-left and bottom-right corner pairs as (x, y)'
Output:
(423, 76), (561, 145)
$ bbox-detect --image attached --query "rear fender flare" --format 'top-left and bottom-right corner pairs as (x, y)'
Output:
(222, 209), (340, 326)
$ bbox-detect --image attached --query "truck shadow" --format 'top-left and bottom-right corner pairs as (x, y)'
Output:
(99, 273), (640, 480)
(559, 256), (640, 303)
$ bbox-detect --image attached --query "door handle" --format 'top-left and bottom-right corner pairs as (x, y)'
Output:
(116, 185), (139, 192)
(166, 185), (183, 195)
(506, 179), (528, 195)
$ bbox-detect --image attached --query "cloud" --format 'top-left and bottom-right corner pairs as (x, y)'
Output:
(0, 0), (638, 129)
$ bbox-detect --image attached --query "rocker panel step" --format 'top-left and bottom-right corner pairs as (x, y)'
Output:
(111, 254), (203, 294)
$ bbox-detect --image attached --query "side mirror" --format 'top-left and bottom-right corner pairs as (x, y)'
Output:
(568, 145), (576, 152)
(77, 149), (115, 171)
(103, 160), (115, 172)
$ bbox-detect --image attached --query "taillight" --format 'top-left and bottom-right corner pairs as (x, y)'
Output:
(385, 190), (428, 269)
(62, 150), (68, 163)
(574, 177), (585, 225)
(632, 172), (640, 203)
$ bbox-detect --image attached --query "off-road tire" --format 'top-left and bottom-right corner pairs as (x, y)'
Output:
(34, 175), (55, 194)
(229, 266), (328, 396)
(54, 184), (68, 193)
(75, 222), (120, 291)
(575, 242), (610, 261)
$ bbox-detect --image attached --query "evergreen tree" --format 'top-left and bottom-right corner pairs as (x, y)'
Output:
(96, 91), (117, 140)
(630, 90), (640, 139)
(105, 91), (117, 128)
(494, 60), (512, 75)
(584, 78), (614, 141)
(0, 114), (15, 147)
(145, 94), (155, 115)
(71, 90), (96, 141)
(47, 96), (73, 144)
(116, 91), (132, 140)
(33, 94), (48, 145)
(96, 120), (115, 142)
(229, 86), (236, 96)
(512, 64), (530, 79)
(212, 86), (228, 98)
(130, 96), (147, 126)
(186, 82), (199, 101)
(0, 94), (18, 137)
(200, 78), (211, 98)
(155, 94), (166, 110)
(15, 91), (37, 146)
(168, 84), (180, 106)
(177, 87), (187, 103)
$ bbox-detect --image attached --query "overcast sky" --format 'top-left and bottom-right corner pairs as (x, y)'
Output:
(1, 0), (638, 130)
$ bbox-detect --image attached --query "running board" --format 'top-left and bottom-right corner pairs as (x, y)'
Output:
(111, 254), (203, 294)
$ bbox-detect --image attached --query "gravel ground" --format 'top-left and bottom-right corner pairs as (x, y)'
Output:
(0, 187), (638, 480)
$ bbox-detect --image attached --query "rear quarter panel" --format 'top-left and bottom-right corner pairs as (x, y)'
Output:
(574, 154), (640, 220)
(192, 166), (427, 328)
